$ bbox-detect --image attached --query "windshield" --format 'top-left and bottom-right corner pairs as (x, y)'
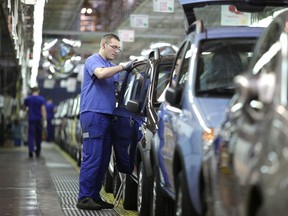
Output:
(196, 38), (256, 96)
(193, 5), (288, 27)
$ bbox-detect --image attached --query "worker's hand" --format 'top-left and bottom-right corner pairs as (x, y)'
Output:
(120, 59), (137, 71)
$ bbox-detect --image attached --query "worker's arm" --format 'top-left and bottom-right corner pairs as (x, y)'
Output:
(41, 105), (47, 128)
(93, 60), (136, 79)
(93, 65), (123, 79)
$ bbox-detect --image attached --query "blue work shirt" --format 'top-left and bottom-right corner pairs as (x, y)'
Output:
(24, 95), (46, 121)
(80, 53), (121, 115)
(46, 102), (55, 120)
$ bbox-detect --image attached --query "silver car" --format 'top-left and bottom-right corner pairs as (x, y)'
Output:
(211, 8), (288, 216)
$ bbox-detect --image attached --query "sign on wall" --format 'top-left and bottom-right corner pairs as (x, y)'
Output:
(118, 30), (135, 42)
(130, 14), (149, 28)
(153, 0), (174, 13)
(43, 79), (56, 89)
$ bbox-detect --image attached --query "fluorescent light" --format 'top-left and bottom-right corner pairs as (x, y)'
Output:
(31, 0), (46, 87)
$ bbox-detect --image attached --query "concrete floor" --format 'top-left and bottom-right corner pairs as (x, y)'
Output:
(0, 142), (136, 216)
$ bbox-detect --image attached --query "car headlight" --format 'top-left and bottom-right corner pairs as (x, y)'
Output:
(202, 128), (215, 152)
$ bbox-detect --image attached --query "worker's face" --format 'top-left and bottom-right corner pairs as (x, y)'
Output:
(103, 38), (121, 60)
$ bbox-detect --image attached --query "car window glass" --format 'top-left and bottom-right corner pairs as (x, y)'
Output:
(61, 100), (68, 117)
(171, 41), (191, 88)
(247, 21), (284, 105)
(196, 38), (257, 93)
(122, 63), (149, 106)
(200, 46), (243, 90)
(193, 5), (286, 28)
(178, 47), (191, 88)
(250, 21), (283, 73)
(155, 63), (173, 102)
(251, 23), (282, 104)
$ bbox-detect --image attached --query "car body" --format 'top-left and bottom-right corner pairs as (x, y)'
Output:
(103, 48), (176, 215)
(210, 8), (288, 216)
(52, 95), (82, 166)
(151, 23), (262, 216)
(149, 1), (288, 215)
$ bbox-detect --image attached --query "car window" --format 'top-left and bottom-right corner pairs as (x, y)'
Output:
(122, 63), (149, 107)
(193, 5), (287, 28)
(196, 38), (257, 94)
(154, 63), (173, 102)
(178, 50), (191, 88)
(250, 20), (283, 75)
(249, 20), (283, 104)
(199, 46), (243, 90)
(171, 41), (192, 88)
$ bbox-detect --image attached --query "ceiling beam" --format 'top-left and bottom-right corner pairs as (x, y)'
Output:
(42, 30), (183, 39)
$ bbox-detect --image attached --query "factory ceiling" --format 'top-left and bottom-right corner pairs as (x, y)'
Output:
(42, 0), (187, 63)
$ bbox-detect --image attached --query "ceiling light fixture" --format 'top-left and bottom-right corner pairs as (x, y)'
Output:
(20, 0), (37, 5)
(31, 0), (46, 88)
(81, 0), (93, 15)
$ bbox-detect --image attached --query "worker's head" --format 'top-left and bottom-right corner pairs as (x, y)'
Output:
(99, 33), (121, 60)
(30, 86), (39, 95)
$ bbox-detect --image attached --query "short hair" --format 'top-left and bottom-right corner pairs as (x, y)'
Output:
(101, 33), (120, 45)
(30, 86), (39, 93)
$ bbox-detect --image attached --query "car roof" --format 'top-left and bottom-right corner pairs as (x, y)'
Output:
(184, 26), (263, 54)
(186, 20), (263, 39)
(203, 26), (264, 38)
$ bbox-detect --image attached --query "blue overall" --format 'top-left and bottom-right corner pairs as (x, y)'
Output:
(78, 53), (121, 202)
(28, 120), (42, 154)
(78, 112), (112, 201)
(24, 95), (45, 155)
(45, 102), (56, 141)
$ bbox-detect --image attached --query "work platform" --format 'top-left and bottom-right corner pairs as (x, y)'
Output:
(0, 142), (136, 216)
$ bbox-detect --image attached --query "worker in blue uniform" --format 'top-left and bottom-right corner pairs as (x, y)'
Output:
(24, 87), (47, 158)
(45, 97), (56, 142)
(76, 33), (136, 210)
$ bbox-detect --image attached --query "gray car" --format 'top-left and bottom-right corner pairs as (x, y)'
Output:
(211, 8), (288, 216)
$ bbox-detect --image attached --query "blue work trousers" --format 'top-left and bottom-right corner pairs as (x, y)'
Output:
(28, 120), (42, 154)
(78, 112), (112, 201)
(46, 119), (54, 141)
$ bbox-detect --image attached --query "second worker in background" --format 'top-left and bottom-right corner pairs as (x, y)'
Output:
(45, 97), (56, 142)
(24, 87), (47, 158)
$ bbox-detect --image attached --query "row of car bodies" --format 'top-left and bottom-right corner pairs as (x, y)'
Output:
(52, 1), (288, 215)
(53, 94), (82, 166)
(106, 1), (288, 216)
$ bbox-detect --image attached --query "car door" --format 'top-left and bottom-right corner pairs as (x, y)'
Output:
(146, 58), (175, 135)
(159, 39), (192, 196)
(112, 61), (150, 174)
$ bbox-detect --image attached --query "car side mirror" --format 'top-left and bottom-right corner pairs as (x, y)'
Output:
(235, 73), (275, 104)
(235, 73), (275, 122)
(235, 74), (258, 100)
(126, 100), (141, 114)
(165, 86), (182, 106)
